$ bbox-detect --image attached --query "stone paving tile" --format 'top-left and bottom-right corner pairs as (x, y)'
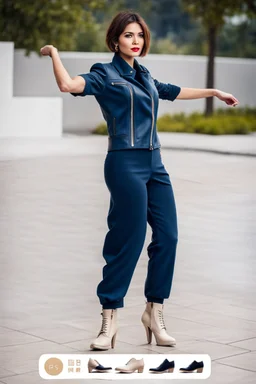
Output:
(216, 351), (256, 372)
(168, 340), (248, 360)
(0, 371), (89, 384)
(0, 341), (79, 375)
(202, 362), (256, 384)
(229, 338), (256, 351)
(163, 304), (256, 332)
(0, 370), (168, 384)
(191, 301), (256, 322)
(0, 369), (15, 380)
(0, 328), (13, 335)
(161, 315), (256, 344)
(65, 336), (191, 355)
(64, 338), (161, 354)
(0, 330), (43, 347)
(17, 324), (95, 344)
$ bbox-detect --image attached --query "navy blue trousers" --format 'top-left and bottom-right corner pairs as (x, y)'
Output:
(97, 149), (178, 309)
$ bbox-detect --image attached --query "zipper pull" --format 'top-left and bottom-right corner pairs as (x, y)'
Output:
(149, 145), (153, 151)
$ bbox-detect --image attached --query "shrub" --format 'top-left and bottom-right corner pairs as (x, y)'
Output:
(93, 107), (256, 135)
(93, 122), (108, 135)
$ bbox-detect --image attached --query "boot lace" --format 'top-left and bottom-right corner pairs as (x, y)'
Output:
(158, 310), (166, 330)
(98, 312), (109, 336)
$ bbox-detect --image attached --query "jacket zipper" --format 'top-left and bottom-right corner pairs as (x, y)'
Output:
(111, 82), (134, 147)
(149, 95), (155, 150)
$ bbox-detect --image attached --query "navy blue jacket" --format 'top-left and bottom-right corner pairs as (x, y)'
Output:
(71, 53), (181, 151)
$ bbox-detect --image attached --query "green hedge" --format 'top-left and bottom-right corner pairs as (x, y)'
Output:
(93, 107), (256, 135)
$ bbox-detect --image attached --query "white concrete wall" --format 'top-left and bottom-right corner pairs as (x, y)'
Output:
(0, 98), (62, 137)
(13, 50), (256, 133)
(0, 42), (62, 137)
(0, 42), (13, 100)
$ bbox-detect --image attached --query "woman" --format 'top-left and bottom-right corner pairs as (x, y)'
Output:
(40, 11), (238, 351)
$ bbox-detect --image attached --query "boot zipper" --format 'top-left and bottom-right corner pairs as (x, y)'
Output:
(111, 82), (134, 147)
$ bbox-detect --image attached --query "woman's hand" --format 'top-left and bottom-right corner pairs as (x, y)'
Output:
(215, 90), (239, 107)
(40, 45), (56, 57)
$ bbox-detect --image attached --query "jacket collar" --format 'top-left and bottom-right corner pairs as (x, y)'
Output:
(112, 53), (146, 78)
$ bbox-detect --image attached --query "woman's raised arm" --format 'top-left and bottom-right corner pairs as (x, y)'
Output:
(176, 87), (239, 106)
(40, 45), (85, 93)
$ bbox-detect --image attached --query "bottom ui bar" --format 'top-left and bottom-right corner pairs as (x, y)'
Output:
(39, 353), (211, 380)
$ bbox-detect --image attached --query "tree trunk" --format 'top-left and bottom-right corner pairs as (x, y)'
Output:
(205, 25), (217, 116)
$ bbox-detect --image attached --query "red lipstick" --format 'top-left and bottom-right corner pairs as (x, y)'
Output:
(131, 48), (140, 52)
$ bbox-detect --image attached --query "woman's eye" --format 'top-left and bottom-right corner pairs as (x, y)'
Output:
(124, 34), (144, 38)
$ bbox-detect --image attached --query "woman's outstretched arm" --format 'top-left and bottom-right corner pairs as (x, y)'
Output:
(176, 88), (239, 106)
(40, 45), (85, 93)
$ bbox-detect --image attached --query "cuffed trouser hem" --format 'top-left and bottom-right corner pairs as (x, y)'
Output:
(146, 296), (164, 304)
(101, 299), (124, 309)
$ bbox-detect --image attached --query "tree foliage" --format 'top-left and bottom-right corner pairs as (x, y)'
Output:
(0, 0), (255, 59)
(182, 0), (256, 115)
(0, 0), (106, 54)
(182, 0), (256, 30)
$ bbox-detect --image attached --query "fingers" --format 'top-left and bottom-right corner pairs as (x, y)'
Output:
(40, 46), (47, 55)
(231, 95), (239, 104)
(219, 91), (239, 107)
(231, 97), (239, 106)
(40, 45), (52, 56)
(225, 95), (239, 107)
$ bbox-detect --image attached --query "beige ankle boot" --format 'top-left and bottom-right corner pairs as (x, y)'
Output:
(141, 302), (176, 346)
(90, 309), (118, 350)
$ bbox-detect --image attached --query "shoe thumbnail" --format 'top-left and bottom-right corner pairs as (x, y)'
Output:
(88, 358), (112, 373)
(179, 360), (204, 373)
(149, 358), (175, 373)
(115, 358), (144, 373)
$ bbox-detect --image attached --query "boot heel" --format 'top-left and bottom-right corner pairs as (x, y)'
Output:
(138, 367), (144, 373)
(197, 367), (203, 373)
(88, 366), (93, 373)
(168, 368), (174, 373)
(143, 324), (152, 344)
(111, 332), (117, 348)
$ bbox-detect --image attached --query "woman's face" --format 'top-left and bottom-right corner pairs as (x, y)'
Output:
(117, 22), (144, 59)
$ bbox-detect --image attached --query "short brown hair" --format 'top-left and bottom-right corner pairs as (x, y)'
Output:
(106, 11), (150, 57)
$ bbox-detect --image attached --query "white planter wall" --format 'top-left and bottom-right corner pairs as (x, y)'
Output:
(1, 42), (255, 136)
(13, 50), (256, 133)
(0, 42), (62, 137)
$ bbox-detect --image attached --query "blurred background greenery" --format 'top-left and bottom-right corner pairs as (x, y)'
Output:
(1, 0), (255, 132)
(94, 107), (256, 135)
(0, 0), (255, 58)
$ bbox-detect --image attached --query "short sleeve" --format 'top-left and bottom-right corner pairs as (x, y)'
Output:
(70, 63), (106, 97)
(153, 78), (181, 101)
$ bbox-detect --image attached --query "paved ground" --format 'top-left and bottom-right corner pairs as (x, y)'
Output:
(0, 133), (255, 383)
